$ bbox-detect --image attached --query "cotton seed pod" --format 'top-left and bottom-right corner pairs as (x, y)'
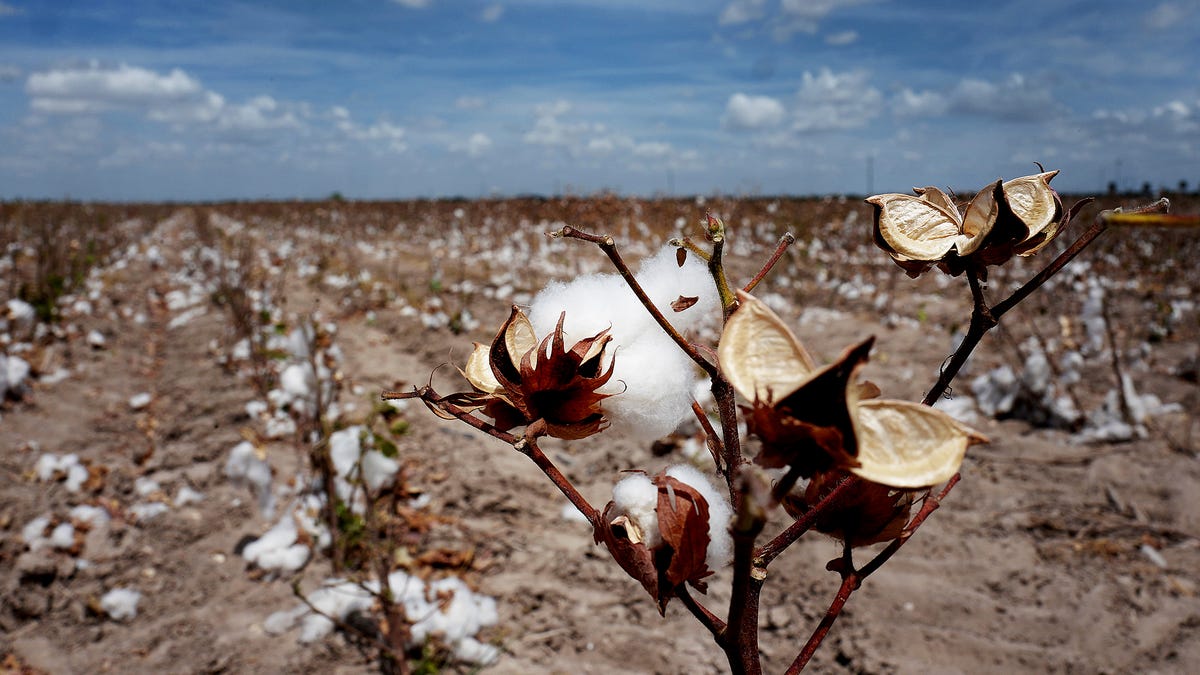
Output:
(782, 470), (914, 547)
(596, 470), (726, 614)
(453, 306), (615, 440)
(869, 170), (1063, 277)
(718, 292), (987, 487)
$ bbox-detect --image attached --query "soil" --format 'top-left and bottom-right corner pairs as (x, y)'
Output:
(2, 196), (1198, 674)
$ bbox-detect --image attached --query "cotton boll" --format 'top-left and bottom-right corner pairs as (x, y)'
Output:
(70, 504), (110, 527)
(360, 450), (399, 493)
(243, 514), (310, 572)
(297, 581), (374, 642)
(632, 246), (720, 337)
(610, 473), (662, 548)
(603, 331), (704, 441)
(665, 464), (733, 570)
(529, 272), (641, 343)
(49, 522), (75, 550)
(100, 588), (141, 621)
(454, 637), (500, 666)
(174, 485), (205, 507)
(130, 502), (169, 521)
(22, 515), (51, 550)
(224, 441), (274, 516)
(279, 363), (314, 403)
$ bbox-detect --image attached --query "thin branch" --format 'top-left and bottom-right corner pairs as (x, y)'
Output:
(383, 386), (600, 528)
(856, 473), (960, 579)
(743, 232), (795, 294)
(552, 225), (718, 378)
(705, 213), (738, 319)
(786, 544), (855, 675)
(691, 399), (726, 478)
(676, 585), (726, 640)
(755, 474), (858, 567)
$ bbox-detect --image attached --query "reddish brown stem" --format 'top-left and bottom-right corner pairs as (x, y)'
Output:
(743, 232), (795, 293)
(691, 399), (726, 478)
(677, 585), (726, 640)
(553, 225), (718, 378)
(755, 474), (858, 567)
(787, 545), (855, 674)
(383, 387), (600, 529)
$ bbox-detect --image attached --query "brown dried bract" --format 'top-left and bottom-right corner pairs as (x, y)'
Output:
(782, 470), (913, 547)
(458, 306), (615, 440)
(595, 473), (714, 614)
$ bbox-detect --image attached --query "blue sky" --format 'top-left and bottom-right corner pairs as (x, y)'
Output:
(0, 0), (1197, 200)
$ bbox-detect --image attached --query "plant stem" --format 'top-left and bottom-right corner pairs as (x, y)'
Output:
(383, 387), (600, 529)
(553, 225), (718, 379)
(677, 585), (726, 639)
(743, 232), (795, 293)
(755, 474), (858, 567)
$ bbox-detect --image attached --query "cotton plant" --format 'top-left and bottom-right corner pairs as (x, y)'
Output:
(387, 178), (1173, 673)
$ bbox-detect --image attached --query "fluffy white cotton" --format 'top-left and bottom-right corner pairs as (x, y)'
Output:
(70, 504), (110, 527)
(274, 572), (499, 665)
(34, 453), (89, 493)
(22, 515), (51, 550)
(328, 426), (399, 511)
(128, 392), (153, 410)
(129, 502), (169, 521)
(100, 588), (141, 621)
(242, 514), (310, 572)
(174, 485), (205, 507)
(3, 354), (31, 395)
(225, 440), (275, 516)
(665, 464), (733, 570)
(610, 473), (662, 548)
(49, 522), (76, 549)
(527, 246), (718, 441)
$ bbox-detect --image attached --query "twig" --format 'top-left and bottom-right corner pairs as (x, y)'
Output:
(552, 225), (718, 378)
(691, 399), (726, 478)
(677, 585), (726, 640)
(755, 474), (858, 567)
(383, 386), (600, 529)
(743, 232), (795, 293)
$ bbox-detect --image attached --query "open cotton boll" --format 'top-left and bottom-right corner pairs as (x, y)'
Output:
(49, 522), (76, 550)
(610, 473), (662, 548)
(225, 440), (274, 516)
(665, 464), (733, 570)
(527, 246), (717, 441)
(602, 331), (706, 441)
(360, 449), (399, 493)
(100, 588), (141, 621)
(632, 245), (720, 337)
(242, 514), (310, 572)
(22, 515), (51, 550)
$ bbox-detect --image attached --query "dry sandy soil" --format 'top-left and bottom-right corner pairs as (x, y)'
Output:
(2, 195), (1198, 674)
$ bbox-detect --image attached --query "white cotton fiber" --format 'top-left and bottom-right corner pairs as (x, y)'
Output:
(665, 464), (733, 570)
(100, 588), (141, 621)
(49, 522), (76, 550)
(527, 246), (718, 441)
(224, 440), (274, 516)
(242, 514), (310, 573)
(22, 515), (51, 550)
(610, 473), (662, 548)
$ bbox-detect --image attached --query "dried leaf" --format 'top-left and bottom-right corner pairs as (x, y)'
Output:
(671, 295), (699, 312)
(461, 342), (502, 393)
(676, 246), (687, 267)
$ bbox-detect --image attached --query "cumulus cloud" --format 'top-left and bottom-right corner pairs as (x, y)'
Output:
(892, 88), (949, 117)
(775, 0), (873, 41)
(27, 62), (204, 114)
(723, 93), (785, 130)
(947, 73), (1061, 122)
(792, 67), (881, 132)
(25, 61), (306, 137)
(334, 109), (407, 152)
(450, 132), (493, 157)
(522, 99), (687, 168)
(391, 0), (431, 8)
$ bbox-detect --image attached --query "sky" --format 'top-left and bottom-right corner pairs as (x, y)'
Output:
(0, 0), (1197, 201)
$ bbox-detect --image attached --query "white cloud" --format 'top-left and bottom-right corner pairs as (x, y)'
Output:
(792, 68), (881, 132)
(451, 132), (493, 157)
(27, 62), (204, 114)
(480, 3), (505, 22)
(0, 64), (21, 82)
(718, 0), (766, 25)
(774, 0), (872, 41)
(335, 112), (407, 152)
(947, 73), (1061, 122)
(391, 0), (431, 8)
(824, 30), (858, 45)
(99, 140), (187, 168)
(892, 88), (948, 117)
(723, 93), (785, 130)
(0, 2), (23, 17)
